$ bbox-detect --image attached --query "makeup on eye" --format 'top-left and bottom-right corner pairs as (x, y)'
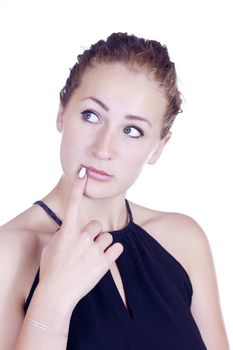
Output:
(81, 110), (99, 123)
(81, 96), (152, 128)
(80, 109), (145, 138)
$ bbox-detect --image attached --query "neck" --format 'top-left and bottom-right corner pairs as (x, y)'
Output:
(41, 175), (129, 232)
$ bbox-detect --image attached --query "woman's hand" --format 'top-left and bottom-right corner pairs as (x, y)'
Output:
(38, 166), (124, 311)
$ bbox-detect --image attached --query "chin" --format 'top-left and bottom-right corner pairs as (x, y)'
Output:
(83, 180), (119, 200)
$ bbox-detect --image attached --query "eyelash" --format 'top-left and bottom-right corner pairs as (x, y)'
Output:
(80, 109), (144, 138)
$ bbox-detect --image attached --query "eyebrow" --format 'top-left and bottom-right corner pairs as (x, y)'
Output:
(82, 96), (152, 127)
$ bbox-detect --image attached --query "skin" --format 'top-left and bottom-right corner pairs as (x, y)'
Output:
(0, 62), (229, 349)
(46, 62), (171, 233)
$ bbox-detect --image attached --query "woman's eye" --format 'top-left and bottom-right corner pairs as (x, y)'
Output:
(124, 126), (144, 138)
(81, 109), (144, 139)
(81, 110), (99, 123)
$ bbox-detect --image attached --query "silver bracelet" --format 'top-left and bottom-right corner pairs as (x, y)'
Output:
(28, 318), (68, 338)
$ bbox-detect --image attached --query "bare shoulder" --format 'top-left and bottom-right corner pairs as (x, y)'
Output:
(0, 203), (56, 291)
(0, 213), (50, 305)
(0, 224), (48, 305)
(150, 210), (212, 280)
(130, 201), (210, 278)
(0, 226), (40, 263)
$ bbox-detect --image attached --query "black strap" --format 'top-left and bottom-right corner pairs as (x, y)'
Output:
(125, 198), (133, 223)
(33, 198), (133, 227)
(33, 200), (62, 226)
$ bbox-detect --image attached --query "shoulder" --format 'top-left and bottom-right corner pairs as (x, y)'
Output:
(151, 211), (211, 279)
(0, 224), (49, 304)
(131, 201), (210, 278)
(0, 226), (39, 255)
(152, 210), (209, 252)
(0, 203), (57, 302)
(0, 225), (43, 274)
(0, 211), (52, 259)
(132, 204), (229, 347)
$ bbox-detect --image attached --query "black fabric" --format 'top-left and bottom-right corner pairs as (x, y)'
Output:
(24, 199), (207, 349)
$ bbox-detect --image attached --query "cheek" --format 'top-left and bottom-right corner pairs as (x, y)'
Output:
(119, 148), (148, 183)
(59, 128), (86, 172)
(120, 143), (150, 167)
(61, 125), (86, 153)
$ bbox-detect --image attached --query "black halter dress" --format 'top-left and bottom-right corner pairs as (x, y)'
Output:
(23, 198), (207, 349)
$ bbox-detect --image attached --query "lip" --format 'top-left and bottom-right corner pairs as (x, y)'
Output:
(84, 165), (112, 176)
(81, 165), (113, 182)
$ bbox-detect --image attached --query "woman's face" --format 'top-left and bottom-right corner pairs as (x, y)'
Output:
(57, 63), (170, 199)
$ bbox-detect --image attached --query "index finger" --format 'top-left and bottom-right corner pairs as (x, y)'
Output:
(62, 166), (88, 233)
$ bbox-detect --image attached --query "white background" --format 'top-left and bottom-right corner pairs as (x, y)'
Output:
(0, 0), (232, 345)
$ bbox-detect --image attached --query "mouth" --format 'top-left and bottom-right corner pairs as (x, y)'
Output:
(87, 166), (111, 176)
(82, 164), (113, 181)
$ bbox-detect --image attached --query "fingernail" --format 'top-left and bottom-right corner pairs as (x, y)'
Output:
(78, 166), (86, 179)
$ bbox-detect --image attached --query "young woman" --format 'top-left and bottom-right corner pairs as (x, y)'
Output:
(0, 32), (229, 349)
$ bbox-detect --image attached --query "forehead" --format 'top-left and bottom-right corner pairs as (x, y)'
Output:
(73, 63), (168, 120)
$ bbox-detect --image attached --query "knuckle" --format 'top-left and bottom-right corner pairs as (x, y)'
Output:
(102, 232), (113, 243)
(81, 232), (92, 245)
(82, 220), (103, 234)
(90, 220), (103, 232)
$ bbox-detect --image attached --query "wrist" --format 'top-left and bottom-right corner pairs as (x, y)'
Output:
(31, 283), (75, 323)
(28, 317), (69, 338)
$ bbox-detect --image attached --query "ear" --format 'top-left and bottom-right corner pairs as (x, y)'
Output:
(56, 104), (65, 133)
(147, 132), (172, 165)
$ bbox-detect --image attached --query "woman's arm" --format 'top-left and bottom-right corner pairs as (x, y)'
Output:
(1, 169), (123, 349)
(0, 229), (72, 350)
(15, 284), (72, 350)
(184, 217), (230, 349)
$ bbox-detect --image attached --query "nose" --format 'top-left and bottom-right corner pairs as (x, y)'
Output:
(91, 126), (115, 160)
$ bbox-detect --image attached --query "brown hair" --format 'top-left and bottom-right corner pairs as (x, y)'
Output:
(60, 32), (182, 139)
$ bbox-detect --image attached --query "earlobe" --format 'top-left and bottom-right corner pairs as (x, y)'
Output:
(147, 147), (161, 165)
(56, 104), (64, 133)
(147, 132), (172, 165)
